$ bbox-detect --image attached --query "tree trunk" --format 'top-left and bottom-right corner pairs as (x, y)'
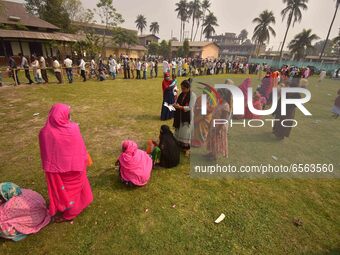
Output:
(191, 16), (195, 41)
(279, 12), (292, 61)
(193, 20), (200, 41)
(320, 4), (339, 59)
(200, 11), (206, 41)
(180, 20), (183, 41)
(183, 22), (186, 41)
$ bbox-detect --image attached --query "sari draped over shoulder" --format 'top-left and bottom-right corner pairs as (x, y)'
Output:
(39, 103), (93, 220)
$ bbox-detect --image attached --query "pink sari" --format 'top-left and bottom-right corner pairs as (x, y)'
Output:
(119, 140), (152, 186)
(39, 103), (93, 220)
(0, 189), (50, 235)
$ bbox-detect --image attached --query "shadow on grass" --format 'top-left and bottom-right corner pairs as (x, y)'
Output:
(90, 168), (142, 192)
(230, 131), (278, 144)
(128, 114), (161, 121)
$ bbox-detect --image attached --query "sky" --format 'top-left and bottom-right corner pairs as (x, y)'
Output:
(15, 0), (340, 50)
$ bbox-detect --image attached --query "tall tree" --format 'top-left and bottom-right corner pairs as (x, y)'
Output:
(111, 27), (138, 49)
(25, 0), (72, 32)
(319, 0), (339, 59)
(252, 10), (276, 55)
(175, 0), (189, 41)
(96, 0), (124, 54)
(135, 14), (147, 35)
(288, 29), (319, 60)
(279, 0), (308, 60)
(183, 39), (190, 56)
(63, 0), (83, 21)
(238, 29), (248, 44)
(148, 42), (160, 55)
(200, 0), (211, 41)
(188, 0), (201, 41)
(150, 22), (160, 35)
(193, 8), (203, 41)
(202, 12), (218, 40)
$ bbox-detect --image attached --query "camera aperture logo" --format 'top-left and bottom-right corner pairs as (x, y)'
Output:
(199, 83), (312, 128)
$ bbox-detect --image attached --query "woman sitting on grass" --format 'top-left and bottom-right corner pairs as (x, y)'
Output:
(39, 103), (93, 222)
(0, 182), (50, 241)
(116, 140), (153, 187)
(150, 125), (180, 168)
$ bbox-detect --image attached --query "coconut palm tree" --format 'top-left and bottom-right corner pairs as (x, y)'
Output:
(238, 29), (248, 44)
(279, 0), (308, 60)
(252, 10), (276, 55)
(202, 12), (218, 40)
(193, 8), (203, 41)
(320, 0), (339, 59)
(175, 0), (189, 41)
(200, 0), (211, 41)
(288, 29), (319, 60)
(135, 14), (147, 35)
(188, 0), (201, 41)
(150, 22), (160, 35)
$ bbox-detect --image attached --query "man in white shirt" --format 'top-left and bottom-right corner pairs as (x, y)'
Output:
(171, 59), (177, 76)
(18, 53), (34, 84)
(79, 57), (86, 82)
(142, 61), (148, 80)
(53, 56), (62, 84)
(136, 59), (142, 79)
(150, 60), (155, 78)
(39, 56), (48, 83)
(64, 55), (73, 83)
(108, 55), (117, 79)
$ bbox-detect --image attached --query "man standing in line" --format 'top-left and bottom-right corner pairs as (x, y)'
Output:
(40, 55), (48, 83)
(64, 55), (73, 83)
(154, 59), (158, 78)
(150, 59), (155, 78)
(52, 56), (62, 84)
(136, 58), (141, 79)
(18, 53), (33, 84)
(171, 59), (177, 76)
(79, 57), (86, 82)
(163, 59), (169, 74)
(8, 56), (20, 85)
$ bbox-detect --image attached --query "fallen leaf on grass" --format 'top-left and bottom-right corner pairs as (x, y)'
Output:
(272, 155), (278, 161)
(33, 113), (40, 117)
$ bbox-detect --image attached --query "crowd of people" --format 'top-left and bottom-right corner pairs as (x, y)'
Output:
(1, 54), (339, 241)
(2, 52), (327, 87)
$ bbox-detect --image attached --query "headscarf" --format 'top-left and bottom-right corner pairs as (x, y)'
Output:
(162, 72), (172, 93)
(118, 140), (152, 186)
(0, 182), (22, 202)
(39, 103), (88, 173)
(239, 78), (251, 103)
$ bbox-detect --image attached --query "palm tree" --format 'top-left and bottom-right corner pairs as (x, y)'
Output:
(188, 0), (201, 41)
(135, 14), (147, 35)
(202, 12), (218, 40)
(238, 29), (248, 44)
(252, 10), (276, 56)
(200, 0), (211, 41)
(150, 22), (160, 35)
(319, 0), (339, 59)
(193, 8), (203, 41)
(288, 29), (319, 60)
(279, 0), (308, 60)
(175, 0), (189, 41)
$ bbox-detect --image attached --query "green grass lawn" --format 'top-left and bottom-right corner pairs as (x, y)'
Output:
(0, 73), (339, 255)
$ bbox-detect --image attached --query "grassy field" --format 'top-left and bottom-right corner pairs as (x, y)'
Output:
(0, 72), (339, 255)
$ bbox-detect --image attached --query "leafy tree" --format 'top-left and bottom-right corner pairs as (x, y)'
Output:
(135, 14), (147, 35)
(183, 39), (190, 56)
(150, 22), (160, 35)
(238, 29), (248, 44)
(148, 42), (160, 55)
(112, 27), (138, 48)
(159, 40), (171, 59)
(288, 29), (319, 60)
(252, 10), (276, 55)
(202, 12), (218, 40)
(25, 0), (72, 32)
(63, 0), (83, 21)
(96, 0), (124, 53)
(279, 0), (308, 60)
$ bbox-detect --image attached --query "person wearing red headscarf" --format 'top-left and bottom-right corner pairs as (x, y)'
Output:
(39, 103), (93, 222)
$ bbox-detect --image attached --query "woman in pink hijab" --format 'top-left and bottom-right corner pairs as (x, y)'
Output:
(116, 140), (152, 186)
(39, 103), (93, 222)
